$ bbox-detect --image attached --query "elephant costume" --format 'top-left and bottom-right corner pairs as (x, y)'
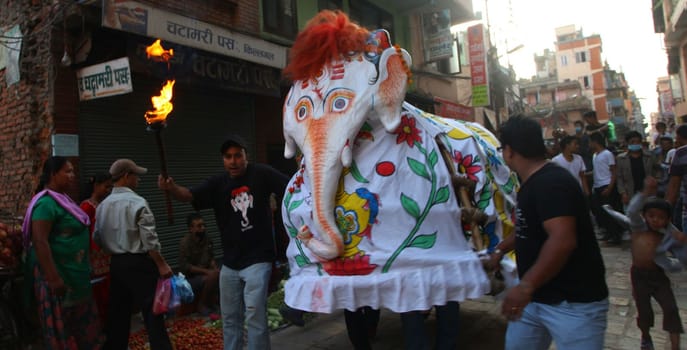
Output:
(280, 10), (518, 313)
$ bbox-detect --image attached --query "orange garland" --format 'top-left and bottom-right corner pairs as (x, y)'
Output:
(394, 44), (413, 85)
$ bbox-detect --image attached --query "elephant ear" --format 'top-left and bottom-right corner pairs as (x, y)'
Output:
(283, 86), (300, 159)
(374, 47), (412, 133)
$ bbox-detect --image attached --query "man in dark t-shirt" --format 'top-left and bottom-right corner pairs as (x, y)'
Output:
(159, 134), (289, 350)
(667, 124), (687, 231)
(492, 115), (609, 349)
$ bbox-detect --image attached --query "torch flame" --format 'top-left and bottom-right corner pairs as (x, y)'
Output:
(146, 39), (174, 62)
(145, 80), (175, 125)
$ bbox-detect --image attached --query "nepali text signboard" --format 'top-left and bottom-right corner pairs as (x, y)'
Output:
(102, 0), (287, 69)
(76, 57), (133, 101)
(434, 97), (474, 121)
(422, 9), (453, 62)
(127, 37), (281, 97)
(468, 24), (490, 107)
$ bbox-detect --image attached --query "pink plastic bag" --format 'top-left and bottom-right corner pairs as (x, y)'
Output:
(153, 277), (172, 315)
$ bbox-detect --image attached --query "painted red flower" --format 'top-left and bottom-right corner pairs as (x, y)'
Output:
(453, 151), (482, 181)
(322, 253), (377, 276)
(394, 115), (422, 147)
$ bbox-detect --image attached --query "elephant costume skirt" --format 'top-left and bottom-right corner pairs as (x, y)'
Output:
(281, 104), (517, 313)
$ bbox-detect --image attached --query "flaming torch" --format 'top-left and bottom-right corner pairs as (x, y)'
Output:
(146, 39), (174, 68)
(145, 39), (175, 223)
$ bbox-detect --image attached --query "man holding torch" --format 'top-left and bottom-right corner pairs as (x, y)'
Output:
(158, 134), (289, 350)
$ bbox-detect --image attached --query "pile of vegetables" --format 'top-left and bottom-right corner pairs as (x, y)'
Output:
(129, 318), (223, 350)
(129, 280), (294, 349)
(0, 222), (21, 269)
(266, 280), (288, 330)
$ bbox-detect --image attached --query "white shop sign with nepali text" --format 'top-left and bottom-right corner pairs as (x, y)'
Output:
(101, 0), (287, 69)
(76, 57), (133, 101)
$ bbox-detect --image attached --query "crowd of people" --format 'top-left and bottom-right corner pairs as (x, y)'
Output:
(529, 111), (687, 350)
(17, 134), (289, 350)
(9, 113), (687, 350)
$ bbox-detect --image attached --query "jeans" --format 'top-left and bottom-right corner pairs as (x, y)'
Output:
(400, 302), (460, 350)
(505, 299), (608, 350)
(220, 262), (272, 350)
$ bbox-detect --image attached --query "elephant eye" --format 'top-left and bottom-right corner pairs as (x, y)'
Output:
(332, 96), (349, 112)
(294, 98), (313, 122)
(325, 89), (355, 114)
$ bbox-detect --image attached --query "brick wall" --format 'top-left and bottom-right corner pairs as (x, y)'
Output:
(0, 0), (56, 219)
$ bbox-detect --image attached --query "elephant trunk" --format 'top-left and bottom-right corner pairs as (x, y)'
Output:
(298, 123), (353, 260)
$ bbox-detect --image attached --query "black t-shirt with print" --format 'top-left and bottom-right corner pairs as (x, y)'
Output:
(191, 163), (289, 269)
(515, 163), (609, 304)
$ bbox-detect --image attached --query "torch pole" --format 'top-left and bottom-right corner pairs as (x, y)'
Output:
(154, 127), (174, 224)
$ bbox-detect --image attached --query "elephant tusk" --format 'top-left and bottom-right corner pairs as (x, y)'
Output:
(341, 139), (352, 168)
(297, 225), (313, 241)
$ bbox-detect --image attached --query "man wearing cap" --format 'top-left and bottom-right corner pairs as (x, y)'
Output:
(158, 135), (289, 350)
(95, 158), (173, 350)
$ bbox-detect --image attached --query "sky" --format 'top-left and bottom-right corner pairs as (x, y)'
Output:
(471, 0), (667, 115)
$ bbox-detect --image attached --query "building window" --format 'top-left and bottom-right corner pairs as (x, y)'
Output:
(319, 0), (343, 10)
(262, 0), (298, 40)
(582, 76), (590, 89)
(349, 0), (394, 35)
(575, 51), (587, 63)
(434, 33), (460, 74)
(560, 55), (568, 66)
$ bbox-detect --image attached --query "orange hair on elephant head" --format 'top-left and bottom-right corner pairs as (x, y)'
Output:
(283, 10), (369, 82)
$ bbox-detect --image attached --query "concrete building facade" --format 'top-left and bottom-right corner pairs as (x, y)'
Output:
(554, 24), (608, 121)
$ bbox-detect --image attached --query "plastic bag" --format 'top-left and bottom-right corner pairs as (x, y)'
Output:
(153, 277), (172, 315)
(168, 276), (181, 311)
(174, 272), (195, 304)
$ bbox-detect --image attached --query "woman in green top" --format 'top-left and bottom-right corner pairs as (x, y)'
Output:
(23, 156), (103, 349)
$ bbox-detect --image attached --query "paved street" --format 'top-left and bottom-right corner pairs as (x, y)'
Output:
(270, 244), (687, 349)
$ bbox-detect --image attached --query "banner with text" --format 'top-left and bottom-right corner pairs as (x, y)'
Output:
(102, 0), (287, 69)
(422, 9), (453, 62)
(76, 57), (133, 101)
(468, 24), (490, 107)
(127, 37), (281, 97)
(434, 97), (473, 121)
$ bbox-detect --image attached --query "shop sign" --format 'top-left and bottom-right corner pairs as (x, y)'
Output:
(434, 97), (473, 121)
(421, 9), (453, 62)
(468, 24), (490, 107)
(76, 57), (133, 101)
(128, 38), (281, 97)
(102, 0), (287, 69)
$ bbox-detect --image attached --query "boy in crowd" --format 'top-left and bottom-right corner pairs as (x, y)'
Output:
(626, 177), (687, 350)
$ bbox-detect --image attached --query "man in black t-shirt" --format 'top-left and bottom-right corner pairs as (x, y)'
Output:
(491, 115), (609, 350)
(583, 110), (617, 149)
(159, 134), (289, 350)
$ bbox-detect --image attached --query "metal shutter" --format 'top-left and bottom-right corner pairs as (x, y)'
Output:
(78, 74), (255, 268)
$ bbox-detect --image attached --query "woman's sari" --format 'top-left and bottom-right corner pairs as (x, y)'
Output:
(23, 190), (103, 349)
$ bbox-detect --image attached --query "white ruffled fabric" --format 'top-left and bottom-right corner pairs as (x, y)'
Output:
(281, 104), (516, 313)
(285, 253), (489, 313)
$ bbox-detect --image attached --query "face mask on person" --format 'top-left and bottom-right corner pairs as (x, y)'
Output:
(575, 126), (582, 133)
(195, 230), (206, 239)
(628, 144), (642, 152)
